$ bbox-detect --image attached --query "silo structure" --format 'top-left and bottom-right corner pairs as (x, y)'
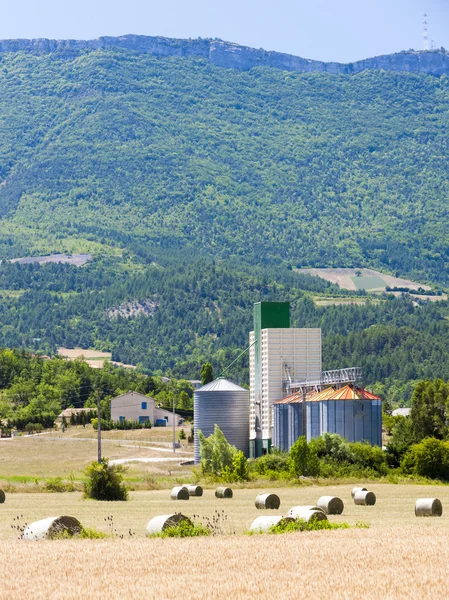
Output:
(194, 378), (249, 464)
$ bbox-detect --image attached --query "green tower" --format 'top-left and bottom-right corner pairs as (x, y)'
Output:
(250, 301), (290, 458)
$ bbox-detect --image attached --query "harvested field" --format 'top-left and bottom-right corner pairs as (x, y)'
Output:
(297, 267), (431, 292)
(1, 486), (449, 598)
(0, 428), (192, 481)
(57, 347), (112, 360)
(11, 253), (92, 266)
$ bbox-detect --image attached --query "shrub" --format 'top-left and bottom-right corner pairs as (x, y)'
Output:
(401, 437), (449, 480)
(149, 520), (210, 538)
(251, 451), (290, 475)
(84, 458), (129, 501)
(269, 518), (350, 534)
(44, 477), (76, 493)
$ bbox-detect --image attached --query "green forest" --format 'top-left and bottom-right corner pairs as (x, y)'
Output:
(0, 47), (449, 409)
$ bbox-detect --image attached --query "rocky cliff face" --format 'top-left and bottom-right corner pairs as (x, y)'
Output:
(0, 34), (448, 76)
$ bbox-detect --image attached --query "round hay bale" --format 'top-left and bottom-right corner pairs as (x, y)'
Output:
(415, 498), (443, 517)
(354, 490), (376, 506)
(317, 496), (344, 515)
(215, 487), (233, 499)
(287, 506), (328, 522)
(250, 516), (294, 532)
(0, 490), (5, 504)
(287, 505), (324, 516)
(23, 516), (82, 541)
(255, 493), (281, 510)
(186, 485), (203, 497)
(170, 486), (189, 500)
(351, 487), (367, 498)
(146, 513), (192, 536)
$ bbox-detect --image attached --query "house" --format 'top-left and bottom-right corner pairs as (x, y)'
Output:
(392, 408), (411, 417)
(188, 380), (202, 390)
(110, 391), (182, 426)
(56, 407), (95, 424)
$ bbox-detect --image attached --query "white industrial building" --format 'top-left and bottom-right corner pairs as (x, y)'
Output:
(110, 391), (181, 426)
(249, 302), (322, 457)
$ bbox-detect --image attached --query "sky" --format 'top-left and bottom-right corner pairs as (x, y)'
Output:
(2, 0), (448, 63)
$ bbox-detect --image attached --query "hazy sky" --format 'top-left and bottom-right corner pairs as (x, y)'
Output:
(2, 0), (448, 63)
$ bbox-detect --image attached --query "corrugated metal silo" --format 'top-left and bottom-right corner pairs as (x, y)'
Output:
(194, 378), (249, 464)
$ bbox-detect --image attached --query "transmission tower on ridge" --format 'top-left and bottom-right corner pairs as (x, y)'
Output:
(423, 13), (429, 50)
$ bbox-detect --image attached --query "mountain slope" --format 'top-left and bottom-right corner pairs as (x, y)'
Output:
(0, 48), (448, 281)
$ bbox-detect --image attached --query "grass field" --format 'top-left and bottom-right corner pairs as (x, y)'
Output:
(0, 428), (193, 485)
(2, 485), (449, 598)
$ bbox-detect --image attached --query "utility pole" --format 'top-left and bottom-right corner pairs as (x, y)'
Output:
(97, 388), (102, 463)
(173, 394), (176, 454)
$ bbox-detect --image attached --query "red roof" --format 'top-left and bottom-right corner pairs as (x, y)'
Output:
(274, 385), (381, 404)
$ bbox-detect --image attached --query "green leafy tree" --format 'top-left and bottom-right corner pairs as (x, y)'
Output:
(410, 379), (449, 441)
(288, 436), (320, 477)
(201, 363), (214, 386)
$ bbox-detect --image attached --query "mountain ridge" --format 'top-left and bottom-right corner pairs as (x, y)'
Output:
(0, 34), (448, 75)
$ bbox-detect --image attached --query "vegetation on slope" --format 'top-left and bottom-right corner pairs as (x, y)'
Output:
(0, 51), (448, 281)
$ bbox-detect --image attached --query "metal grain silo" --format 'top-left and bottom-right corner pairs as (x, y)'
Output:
(194, 378), (249, 463)
(320, 386), (382, 446)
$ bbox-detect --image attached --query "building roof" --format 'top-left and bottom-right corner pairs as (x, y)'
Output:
(57, 407), (94, 418)
(275, 384), (381, 404)
(197, 378), (247, 393)
(392, 407), (411, 417)
(110, 391), (156, 403)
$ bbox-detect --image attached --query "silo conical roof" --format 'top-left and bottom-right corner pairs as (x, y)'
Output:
(197, 378), (247, 392)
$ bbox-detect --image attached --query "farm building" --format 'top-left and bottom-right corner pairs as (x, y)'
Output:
(56, 407), (95, 424)
(249, 301), (322, 457)
(273, 384), (382, 451)
(110, 391), (182, 426)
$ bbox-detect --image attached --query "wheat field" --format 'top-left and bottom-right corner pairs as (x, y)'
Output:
(1, 527), (448, 599)
(1, 484), (449, 598)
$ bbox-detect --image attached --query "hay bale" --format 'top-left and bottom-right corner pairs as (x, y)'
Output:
(250, 516), (294, 532)
(415, 498), (443, 517)
(255, 493), (281, 510)
(146, 513), (192, 535)
(215, 487), (233, 498)
(0, 490), (5, 504)
(317, 496), (344, 515)
(287, 506), (328, 522)
(185, 485), (203, 497)
(351, 487), (367, 498)
(354, 490), (376, 506)
(23, 516), (82, 541)
(170, 486), (189, 500)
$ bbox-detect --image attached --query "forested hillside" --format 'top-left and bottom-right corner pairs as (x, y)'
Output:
(0, 43), (449, 406)
(0, 49), (448, 280)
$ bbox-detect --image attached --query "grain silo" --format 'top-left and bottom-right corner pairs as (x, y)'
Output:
(273, 384), (382, 449)
(194, 378), (249, 464)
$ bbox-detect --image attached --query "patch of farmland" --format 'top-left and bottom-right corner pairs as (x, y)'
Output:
(313, 297), (379, 307)
(297, 267), (431, 292)
(10, 253), (92, 266)
(57, 347), (112, 360)
(1, 485), (449, 598)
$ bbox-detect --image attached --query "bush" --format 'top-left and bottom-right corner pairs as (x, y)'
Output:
(149, 519), (210, 538)
(84, 458), (129, 501)
(251, 451), (290, 476)
(401, 437), (449, 480)
(44, 477), (76, 493)
(268, 518), (350, 534)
